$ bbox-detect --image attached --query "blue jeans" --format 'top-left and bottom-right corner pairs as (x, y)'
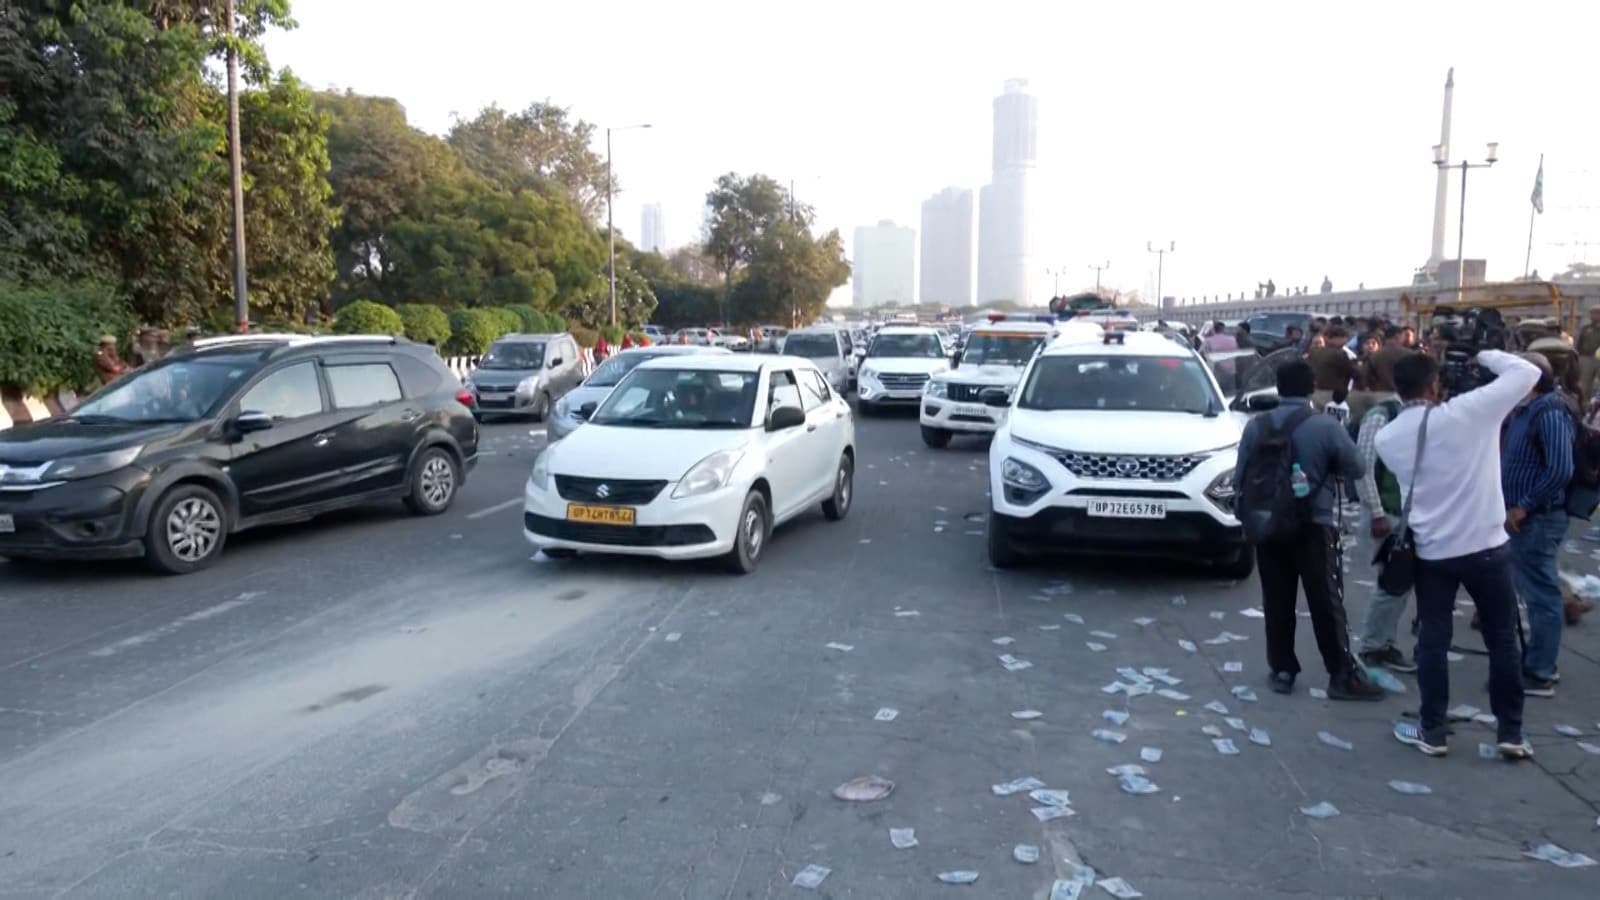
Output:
(1414, 544), (1524, 744)
(1511, 509), (1567, 680)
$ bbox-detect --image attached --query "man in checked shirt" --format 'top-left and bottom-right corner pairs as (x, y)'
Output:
(1352, 378), (1414, 674)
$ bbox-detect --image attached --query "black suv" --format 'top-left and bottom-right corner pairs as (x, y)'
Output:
(0, 335), (478, 573)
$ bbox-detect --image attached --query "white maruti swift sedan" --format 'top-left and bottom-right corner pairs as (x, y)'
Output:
(523, 354), (855, 573)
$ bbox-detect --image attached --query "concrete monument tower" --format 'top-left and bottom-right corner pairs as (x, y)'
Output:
(1424, 68), (1454, 279)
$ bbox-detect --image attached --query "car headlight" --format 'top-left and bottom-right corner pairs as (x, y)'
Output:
(516, 376), (538, 395)
(529, 451), (553, 491)
(1204, 470), (1237, 510)
(925, 380), (948, 399)
(672, 449), (745, 499)
(859, 366), (877, 382)
(1001, 457), (1048, 491)
(47, 444), (144, 480)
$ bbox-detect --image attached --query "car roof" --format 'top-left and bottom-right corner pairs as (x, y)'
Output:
(621, 345), (732, 356)
(492, 333), (563, 343)
(971, 321), (1053, 335)
(787, 327), (840, 336)
(1042, 329), (1194, 358)
(875, 325), (941, 335)
(634, 353), (783, 373)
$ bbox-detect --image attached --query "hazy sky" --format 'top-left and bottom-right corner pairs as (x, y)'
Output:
(266, 0), (1597, 307)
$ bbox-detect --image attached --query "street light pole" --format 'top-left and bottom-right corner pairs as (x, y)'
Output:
(1146, 241), (1174, 308)
(1434, 141), (1496, 304)
(606, 123), (652, 327)
(1089, 260), (1110, 293)
(225, 0), (248, 332)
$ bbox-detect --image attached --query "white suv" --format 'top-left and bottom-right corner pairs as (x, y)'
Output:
(984, 329), (1253, 576)
(919, 321), (1053, 448)
(856, 326), (949, 414)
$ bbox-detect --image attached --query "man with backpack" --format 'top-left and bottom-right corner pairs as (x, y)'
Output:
(1234, 359), (1383, 700)
(1353, 383), (1414, 673)
(1501, 352), (1574, 698)
(1375, 350), (1539, 759)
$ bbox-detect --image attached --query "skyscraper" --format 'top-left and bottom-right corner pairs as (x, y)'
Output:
(852, 220), (916, 308)
(920, 188), (974, 306)
(977, 79), (1036, 305)
(640, 203), (666, 253)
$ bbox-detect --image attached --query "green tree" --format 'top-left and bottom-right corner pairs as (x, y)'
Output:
(396, 303), (450, 344)
(486, 307), (522, 336)
(704, 173), (807, 287)
(447, 307), (499, 355)
(503, 303), (539, 332)
(730, 219), (850, 326)
(332, 299), (402, 334)
(447, 102), (610, 218)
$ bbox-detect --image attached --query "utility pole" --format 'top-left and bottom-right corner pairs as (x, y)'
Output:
(1146, 241), (1174, 308)
(606, 123), (652, 327)
(1432, 141), (1497, 303)
(1089, 260), (1110, 293)
(225, 0), (248, 332)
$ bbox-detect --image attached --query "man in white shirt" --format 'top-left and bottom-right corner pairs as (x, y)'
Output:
(1374, 349), (1539, 760)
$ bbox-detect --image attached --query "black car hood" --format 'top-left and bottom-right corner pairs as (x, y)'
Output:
(0, 419), (193, 464)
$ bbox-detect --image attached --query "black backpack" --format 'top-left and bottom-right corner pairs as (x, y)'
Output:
(1236, 407), (1319, 544)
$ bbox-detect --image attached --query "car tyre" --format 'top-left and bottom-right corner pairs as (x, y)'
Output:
(822, 454), (853, 521)
(986, 512), (1024, 569)
(531, 391), (552, 423)
(145, 484), (228, 575)
(723, 489), (771, 574)
(920, 425), (951, 449)
(405, 447), (460, 515)
(1216, 544), (1255, 579)
(541, 547), (578, 559)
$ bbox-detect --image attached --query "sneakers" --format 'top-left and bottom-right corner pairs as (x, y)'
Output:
(1328, 669), (1386, 701)
(1496, 739), (1535, 760)
(1268, 671), (1296, 695)
(1393, 721), (1448, 757)
(1360, 645), (1417, 674)
(1522, 674), (1557, 698)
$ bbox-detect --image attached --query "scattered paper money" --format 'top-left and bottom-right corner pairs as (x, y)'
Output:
(1092, 728), (1127, 744)
(1086, 642), (1108, 652)
(1014, 843), (1040, 864)
(792, 864), (831, 889)
(1089, 630), (1118, 640)
(1031, 804), (1075, 822)
(1178, 639), (1198, 653)
(1249, 727), (1271, 747)
(1098, 876), (1144, 898)
(1213, 738), (1240, 755)
(992, 636), (1015, 645)
(937, 870), (980, 884)
(1103, 709), (1130, 726)
(1156, 688), (1190, 701)
(992, 776), (1046, 796)
(1139, 746), (1163, 763)
(1300, 801), (1340, 819)
(1388, 779), (1433, 795)
(1317, 731), (1354, 751)
(1118, 773), (1160, 795)
(825, 642), (854, 652)
(889, 828), (918, 849)
(1029, 788), (1072, 808)
(1222, 661), (1243, 673)
(1131, 616), (1156, 627)
(1012, 709), (1044, 720)
(1204, 700), (1230, 715)
(1523, 842), (1597, 868)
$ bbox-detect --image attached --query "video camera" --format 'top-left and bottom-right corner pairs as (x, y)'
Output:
(1433, 306), (1506, 396)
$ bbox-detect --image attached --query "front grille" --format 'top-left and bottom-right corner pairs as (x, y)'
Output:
(525, 513), (714, 547)
(1053, 451), (1205, 482)
(877, 372), (930, 390)
(946, 383), (985, 402)
(477, 396), (516, 408)
(555, 476), (666, 505)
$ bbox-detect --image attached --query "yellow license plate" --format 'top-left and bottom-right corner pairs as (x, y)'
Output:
(566, 503), (637, 526)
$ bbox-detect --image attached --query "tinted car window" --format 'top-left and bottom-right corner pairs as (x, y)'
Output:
(326, 363), (402, 409)
(802, 370), (831, 409)
(479, 341), (544, 370)
(1020, 356), (1219, 413)
(783, 333), (840, 359)
(391, 353), (444, 398)
(73, 354), (262, 423)
(239, 362), (324, 421)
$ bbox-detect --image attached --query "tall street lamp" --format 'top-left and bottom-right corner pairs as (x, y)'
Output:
(1433, 140), (1498, 303)
(1046, 267), (1065, 295)
(224, 0), (248, 332)
(1146, 241), (1174, 308)
(1088, 260), (1110, 293)
(607, 123), (652, 327)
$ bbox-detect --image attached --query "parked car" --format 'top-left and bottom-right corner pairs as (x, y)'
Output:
(672, 328), (716, 346)
(464, 333), (583, 421)
(754, 326), (788, 353)
(547, 345), (732, 441)
(524, 354), (854, 573)
(0, 335), (477, 574)
(780, 328), (852, 394)
(1243, 312), (1313, 354)
(640, 325), (668, 343)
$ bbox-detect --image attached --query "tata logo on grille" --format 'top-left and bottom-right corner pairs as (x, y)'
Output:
(1115, 457), (1141, 476)
(595, 483), (611, 499)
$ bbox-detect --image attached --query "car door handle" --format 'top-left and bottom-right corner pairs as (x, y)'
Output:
(806, 424), (817, 432)
(401, 409), (423, 423)
(312, 432), (333, 447)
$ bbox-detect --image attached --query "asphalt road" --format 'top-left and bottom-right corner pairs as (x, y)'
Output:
(2, 410), (1598, 898)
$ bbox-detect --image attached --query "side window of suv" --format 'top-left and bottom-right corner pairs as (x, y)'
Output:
(768, 370), (803, 416)
(801, 369), (830, 410)
(238, 362), (323, 422)
(325, 363), (402, 409)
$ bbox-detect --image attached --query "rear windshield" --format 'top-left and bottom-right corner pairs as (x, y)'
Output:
(783, 334), (839, 359)
(868, 333), (943, 358)
(961, 333), (1044, 366)
(1019, 355), (1219, 414)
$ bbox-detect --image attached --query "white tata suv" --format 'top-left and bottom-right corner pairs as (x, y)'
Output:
(919, 320), (1053, 448)
(984, 329), (1254, 576)
(855, 325), (950, 414)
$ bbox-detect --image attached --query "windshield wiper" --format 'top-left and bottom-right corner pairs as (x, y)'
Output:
(63, 414), (129, 424)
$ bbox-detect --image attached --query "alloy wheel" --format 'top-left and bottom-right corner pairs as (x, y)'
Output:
(420, 455), (454, 507)
(166, 497), (221, 563)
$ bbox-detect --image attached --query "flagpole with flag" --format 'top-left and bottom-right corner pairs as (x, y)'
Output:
(1526, 154), (1544, 278)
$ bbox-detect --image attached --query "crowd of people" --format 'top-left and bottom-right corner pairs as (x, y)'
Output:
(1231, 308), (1599, 761)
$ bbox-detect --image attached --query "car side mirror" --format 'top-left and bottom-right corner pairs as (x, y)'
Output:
(979, 387), (1010, 408)
(1245, 393), (1280, 412)
(767, 405), (805, 431)
(577, 402), (597, 421)
(234, 410), (274, 433)
(549, 358), (562, 368)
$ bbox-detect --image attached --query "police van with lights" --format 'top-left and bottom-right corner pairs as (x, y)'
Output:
(982, 327), (1255, 576)
(918, 320), (1054, 448)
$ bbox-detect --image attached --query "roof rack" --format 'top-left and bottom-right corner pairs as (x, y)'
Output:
(190, 334), (400, 349)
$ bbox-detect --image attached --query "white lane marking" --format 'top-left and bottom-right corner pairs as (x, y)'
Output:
(88, 597), (255, 658)
(466, 498), (522, 520)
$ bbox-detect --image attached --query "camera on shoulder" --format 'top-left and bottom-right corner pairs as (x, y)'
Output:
(1433, 306), (1506, 396)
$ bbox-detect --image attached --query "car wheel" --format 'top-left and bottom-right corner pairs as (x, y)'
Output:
(531, 391), (552, 423)
(986, 512), (1023, 569)
(405, 447), (459, 515)
(822, 454), (853, 521)
(145, 484), (228, 574)
(920, 425), (951, 449)
(723, 489), (771, 574)
(1216, 544), (1255, 579)
(541, 547), (578, 559)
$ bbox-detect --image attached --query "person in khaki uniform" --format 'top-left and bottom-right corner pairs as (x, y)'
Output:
(1575, 306), (1600, 407)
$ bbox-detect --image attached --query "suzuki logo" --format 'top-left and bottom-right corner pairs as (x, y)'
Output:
(595, 483), (611, 499)
(1115, 457), (1141, 476)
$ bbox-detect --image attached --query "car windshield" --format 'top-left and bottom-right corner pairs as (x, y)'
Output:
(961, 333), (1045, 366)
(71, 356), (257, 423)
(1204, 349), (1271, 398)
(478, 342), (544, 369)
(1019, 355), (1219, 414)
(782, 334), (838, 359)
(868, 333), (943, 358)
(585, 352), (660, 387)
(590, 368), (758, 428)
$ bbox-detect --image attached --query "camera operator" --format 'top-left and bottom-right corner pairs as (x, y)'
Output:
(1501, 352), (1573, 698)
(1375, 350), (1540, 759)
